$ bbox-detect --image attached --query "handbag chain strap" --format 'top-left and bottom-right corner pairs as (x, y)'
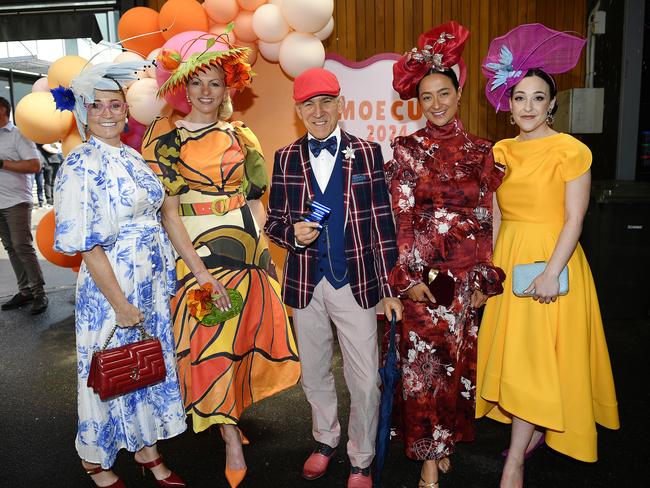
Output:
(101, 324), (152, 351)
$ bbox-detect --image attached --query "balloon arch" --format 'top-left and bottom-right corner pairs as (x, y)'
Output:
(18, 0), (335, 270)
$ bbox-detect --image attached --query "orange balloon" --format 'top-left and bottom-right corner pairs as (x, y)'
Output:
(233, 10), (257, 43)
(47, 55), (88, 89)
(118, 7), (166, 57)
(203, 0), (239, 23)
(36, 210), (83, 269)
(62, 127), (84, 156)
(15, 92), (74, 144)
(159, 0), (209, 40)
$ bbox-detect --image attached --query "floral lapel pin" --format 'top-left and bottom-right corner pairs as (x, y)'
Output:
(342, 145), (355, 160)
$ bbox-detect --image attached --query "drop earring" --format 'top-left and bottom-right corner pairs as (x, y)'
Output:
(546, 110), (555, 125)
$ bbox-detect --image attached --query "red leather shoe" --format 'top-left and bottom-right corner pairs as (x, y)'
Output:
(302, 442), (337, 480)
(84, 465), (126, 488)
(136, 456), (186, 487)
(347, 466), (372, 488)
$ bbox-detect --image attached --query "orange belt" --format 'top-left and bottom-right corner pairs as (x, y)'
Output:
(179, 193), (246, 217)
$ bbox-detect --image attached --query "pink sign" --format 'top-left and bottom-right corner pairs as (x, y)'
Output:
(324, 53), (424, 162)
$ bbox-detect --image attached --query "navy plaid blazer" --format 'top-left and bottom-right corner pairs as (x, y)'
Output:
(264, 130), (398, 309)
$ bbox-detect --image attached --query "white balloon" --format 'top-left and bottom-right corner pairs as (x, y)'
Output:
(281, 0), (333, 33)
(269, 0), (283, 6)
(252, 4), (290, 43)
(258, 40), (282, 62)
(145, 48), (161, 79)
(279, 32), (325, 78)
(313, 17), (334, 41)
(126, 78), (166, 126)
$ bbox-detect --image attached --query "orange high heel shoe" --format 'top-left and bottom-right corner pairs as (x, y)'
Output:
(136, 456), (186, 487)
(220, 425), (247, 488)
(84, 465), (126, 488)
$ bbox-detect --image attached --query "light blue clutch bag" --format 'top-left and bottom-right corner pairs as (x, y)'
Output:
(512, 262), (569, 297)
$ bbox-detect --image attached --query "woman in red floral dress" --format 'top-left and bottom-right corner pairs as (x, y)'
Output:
(387, 22), (505, 488)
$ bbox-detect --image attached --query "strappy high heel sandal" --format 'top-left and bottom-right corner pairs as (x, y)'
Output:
(419, 477), (439, 488)
(84, 465), (125, 488)
(220, 425), (247, 488)
(136, 456), (186, 487)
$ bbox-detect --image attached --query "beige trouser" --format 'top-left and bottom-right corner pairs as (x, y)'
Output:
(293, 280), (381, 469)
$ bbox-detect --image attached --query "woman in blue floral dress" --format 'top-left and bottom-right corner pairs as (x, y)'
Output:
(53, 63), (187, 488)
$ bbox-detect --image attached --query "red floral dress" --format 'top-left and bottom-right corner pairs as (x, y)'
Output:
(385, 118), (505, 461)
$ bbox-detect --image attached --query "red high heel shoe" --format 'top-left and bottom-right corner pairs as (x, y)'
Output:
(136, 456), (186, 487)
(84, 465), (126, 488)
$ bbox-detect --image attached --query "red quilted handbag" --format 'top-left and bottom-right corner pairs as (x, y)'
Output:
(87, 325), (167, 401)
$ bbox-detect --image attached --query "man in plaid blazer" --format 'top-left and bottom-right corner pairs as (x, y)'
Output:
(264, 68), (402, 488)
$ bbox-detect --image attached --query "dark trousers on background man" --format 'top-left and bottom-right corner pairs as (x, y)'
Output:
(0, 202), (47, 312)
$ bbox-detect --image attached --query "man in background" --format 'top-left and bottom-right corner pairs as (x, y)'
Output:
(0, 97), (48, 314)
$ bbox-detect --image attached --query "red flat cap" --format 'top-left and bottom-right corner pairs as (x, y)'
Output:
(293, 67), (340, 103)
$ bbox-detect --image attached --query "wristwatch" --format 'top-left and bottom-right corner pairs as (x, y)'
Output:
(0, 159), (4, 169)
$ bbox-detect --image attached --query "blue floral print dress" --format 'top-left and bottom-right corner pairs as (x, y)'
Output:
(54, 137), (186, 468)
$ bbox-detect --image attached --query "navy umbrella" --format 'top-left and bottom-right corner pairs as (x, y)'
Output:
(374, 312), (400, 487)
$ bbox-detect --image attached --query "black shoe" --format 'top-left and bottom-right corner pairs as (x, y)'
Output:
(30, 295), (49, 315)
(1, 292), (34, 310)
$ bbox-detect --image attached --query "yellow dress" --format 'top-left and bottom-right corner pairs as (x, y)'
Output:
(476, 133), (619, 462)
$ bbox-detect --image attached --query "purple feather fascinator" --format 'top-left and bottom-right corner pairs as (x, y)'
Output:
(482, 23), (586, 112)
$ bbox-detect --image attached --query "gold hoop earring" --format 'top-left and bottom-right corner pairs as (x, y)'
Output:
(509, 114), (516, 125)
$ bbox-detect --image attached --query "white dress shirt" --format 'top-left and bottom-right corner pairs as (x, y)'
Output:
(0, 121), (41, 209)
(308, 125), (341, 193)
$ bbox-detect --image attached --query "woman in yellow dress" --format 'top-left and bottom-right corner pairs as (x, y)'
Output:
(143, 38), (300, 488)
(476, 24), (619, 488)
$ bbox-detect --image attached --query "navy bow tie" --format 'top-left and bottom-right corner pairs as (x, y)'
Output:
(309, 136), (337, 157)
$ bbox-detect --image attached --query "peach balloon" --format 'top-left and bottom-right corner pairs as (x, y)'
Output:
(237, 41), (259, 65)
(36, 210), (82, 268)
(252, 4), (289, 43)
(117, 7), (166, 57)
(233, 10), (257, 42)
(159, 0), (209, 40)
(31, 77), (50, 93)
(145, 48), (161, 78)
(47, 55), (88, 89)
(15, 92), (74, 144)
(203, 0), (239, 23)
(278, 32), (325, 78)
(237, 0), (267, 11)
(126, 78), (167, 126)
(209, 23), (238, 45)
(313, 16), (334, 41)
(62, 128), (83, 156)
(281, 0), (332, 33)
(258, 40), (281, 62)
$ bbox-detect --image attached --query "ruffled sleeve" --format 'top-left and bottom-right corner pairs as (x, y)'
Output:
(385, 136), (423, 294)
(143, 116), (188, 196)
(559, 136), (592, 181)
(232, 121), (268, 200)
(471, 149), (506, 296)
(53, 144), (118, 254)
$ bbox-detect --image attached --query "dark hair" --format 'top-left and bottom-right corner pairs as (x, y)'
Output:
(511, 68), (559, 115)
(416, 68), (460, 97)
(0, 97), (11, 117)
